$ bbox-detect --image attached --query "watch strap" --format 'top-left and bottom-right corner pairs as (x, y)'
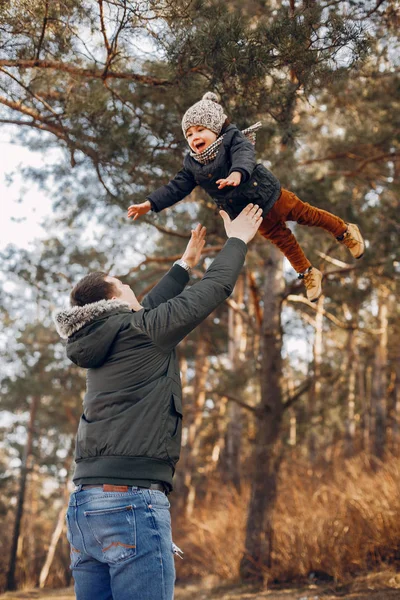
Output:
(173, 259), (192, 272)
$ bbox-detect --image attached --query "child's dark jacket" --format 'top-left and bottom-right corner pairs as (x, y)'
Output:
(147, 124), (281, 220)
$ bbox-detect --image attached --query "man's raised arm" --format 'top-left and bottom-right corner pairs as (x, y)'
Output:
(141, 225), (206, 309)
(136, 205), (263, 352)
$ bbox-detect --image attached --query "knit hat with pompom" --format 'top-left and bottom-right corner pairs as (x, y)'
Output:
(181, 92), (227, 137)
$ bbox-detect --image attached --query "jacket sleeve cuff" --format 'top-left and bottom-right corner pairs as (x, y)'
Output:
(224, 237), (248, 252)
(147, 197), (159, 212)
(228, 167), (250, 183)
(169, 264), (190, 284)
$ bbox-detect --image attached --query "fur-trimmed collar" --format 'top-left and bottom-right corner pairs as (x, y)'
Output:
(53, 299), (131, 340)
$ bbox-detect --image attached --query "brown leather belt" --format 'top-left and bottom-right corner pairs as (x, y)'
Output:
(80, 482), (167, 494)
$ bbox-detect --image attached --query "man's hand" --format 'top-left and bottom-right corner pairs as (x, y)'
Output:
(216, 171), (242, 189)
(219, 204), (263, 244)
(181, 224), (207, 268)
(127, 200), (152, 221)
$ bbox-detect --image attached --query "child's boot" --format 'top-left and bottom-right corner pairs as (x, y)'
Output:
(298, 267), (322, 303)
(337, 223), (365, 259)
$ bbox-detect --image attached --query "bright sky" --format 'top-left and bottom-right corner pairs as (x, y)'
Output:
(0, 134), (53, 250)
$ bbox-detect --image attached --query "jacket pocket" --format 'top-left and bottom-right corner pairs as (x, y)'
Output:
(165, 394), (183, 464)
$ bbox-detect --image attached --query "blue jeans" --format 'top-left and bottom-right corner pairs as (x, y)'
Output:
(66, 486), (176, 600)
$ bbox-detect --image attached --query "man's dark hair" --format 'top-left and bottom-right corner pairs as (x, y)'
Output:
(70, 271), (117, 307)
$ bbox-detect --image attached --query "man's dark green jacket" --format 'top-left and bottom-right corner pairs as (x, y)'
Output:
(54, 238), (247, 490)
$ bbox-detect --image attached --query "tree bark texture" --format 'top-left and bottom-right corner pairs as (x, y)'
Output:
(240, 246), (285, 582)
(6, 395), (40, 591)
(308, 295), (324, 463)
(39, 441), (74, 588)
(224, 274), (246, 492)
(372, 289), (389, 461)
(184, 334), (209, 517)
(344, 329), (357, 457)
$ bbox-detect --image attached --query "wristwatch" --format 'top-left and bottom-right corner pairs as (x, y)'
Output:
(173, 259), (192, 272)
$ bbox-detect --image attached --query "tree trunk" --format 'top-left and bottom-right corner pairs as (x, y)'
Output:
(39, 441), (74, 588)
(204, 395), (229, 506)
(372, 289), (389, 460)
(289, 408), (297, 447)
(344, 329), (357, 457)
(239, 246), (285, 582)
(39, 502), (68, 589)
(287, 373), (297, 446)
(365, 364), (373, 451)
(184, 334), (209, 516)
(358, 357), (369, 452)
(223, 274), (246, 492)
(393, 365), (400, 455)
(6, 395), (40, 591)
(308, 295), (324, 463)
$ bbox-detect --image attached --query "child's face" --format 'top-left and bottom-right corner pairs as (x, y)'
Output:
(186, 125), (218, 153)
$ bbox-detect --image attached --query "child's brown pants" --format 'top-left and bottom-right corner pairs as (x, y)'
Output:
(258, 188), (347, 273)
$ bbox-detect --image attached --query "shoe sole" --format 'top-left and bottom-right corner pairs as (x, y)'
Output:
(355, 252), (364, 260)
(308, 289), (322, 303)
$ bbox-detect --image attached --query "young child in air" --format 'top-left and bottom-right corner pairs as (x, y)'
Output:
(127, 92), (364, 302)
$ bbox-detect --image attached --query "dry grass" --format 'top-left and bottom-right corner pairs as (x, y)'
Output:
(175, 486), (248, 580)
(2, 453), (399, 598)
(174, 453), (400, 583)
(0, 589), (74, 600)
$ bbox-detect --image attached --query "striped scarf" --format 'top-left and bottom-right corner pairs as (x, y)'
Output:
(190, 121), (262, 165)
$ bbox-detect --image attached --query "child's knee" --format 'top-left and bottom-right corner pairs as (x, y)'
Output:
(263, 222), (292, 244)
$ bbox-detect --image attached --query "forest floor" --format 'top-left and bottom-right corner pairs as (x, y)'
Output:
(1, 571), (400, 600)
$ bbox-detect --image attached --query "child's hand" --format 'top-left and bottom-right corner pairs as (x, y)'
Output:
(127, 200), (151, 221)
(216, 171), (242, 189)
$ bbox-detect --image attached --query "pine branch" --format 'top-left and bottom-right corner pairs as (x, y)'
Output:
(93, 163), (118, 198)
(364, 0), (387, 18)
(121, 246), (224, 276)
(212, 391), (258, 414)
(286, 294), (357, 330)
(141, 218), (192, 239)
(0, 96), (99, 162)
(0, 118), (66, 137)
(0, 66), (76, 155)
(325, 151), (400, 178)
(35, 0), (49, 61)
(0, 59), (172, 86)
(283, 259), (388, 298)
(283, 377), (314, 411)
(315, 251), (351, 269)
(298, 151), (363, 166)
(247, 270), (263, 327)
(98, 0), (112, 59)
(286, 294), (386, 334)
